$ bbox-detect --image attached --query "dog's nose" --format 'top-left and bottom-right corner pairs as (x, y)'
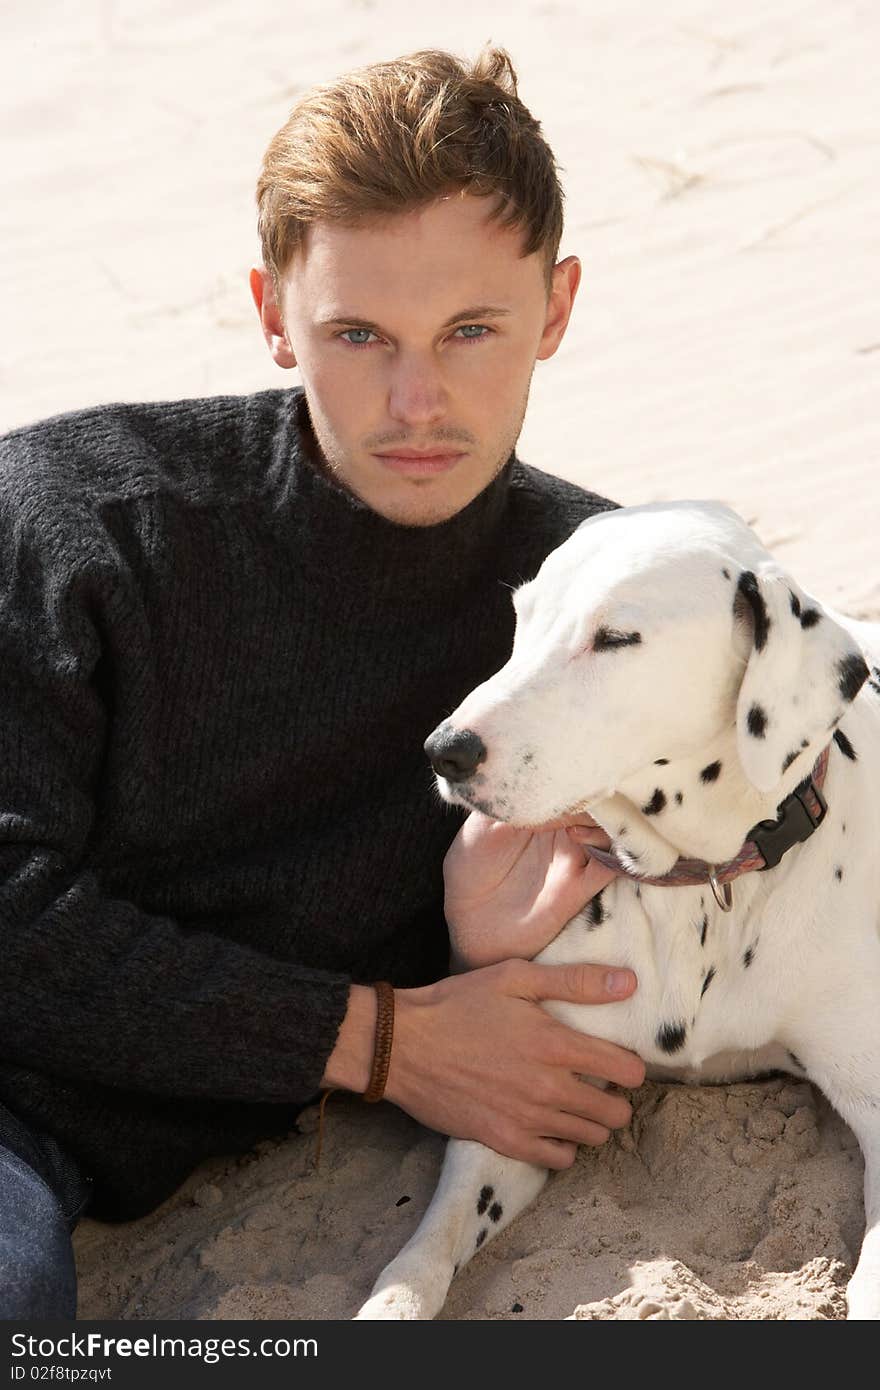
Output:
(424, 723), (487, 782)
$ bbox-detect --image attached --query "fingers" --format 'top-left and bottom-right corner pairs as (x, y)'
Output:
(529, 1126), (610, 1169)
(509, 1082), (633, 1168)
(567, 1035), (646, 1090)
(582, 858), (618, 898)
(519, 959), (637, 1006)
(531, 1128), (606, 1173)
(532, 1139), (578, 1169)
(557, 1080), (633, 1130)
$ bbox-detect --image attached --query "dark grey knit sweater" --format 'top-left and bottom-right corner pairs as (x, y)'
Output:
(0, 386), (615, 1219)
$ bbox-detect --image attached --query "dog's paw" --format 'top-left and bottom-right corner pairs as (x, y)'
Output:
(846, 1270), (880, 1321)
(354, 1284), (431, 1320)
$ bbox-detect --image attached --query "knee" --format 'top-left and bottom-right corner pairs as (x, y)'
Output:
(0, 1159), (77, 1318)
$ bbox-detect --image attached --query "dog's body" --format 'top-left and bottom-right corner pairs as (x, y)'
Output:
(357, 502), (880, 1320)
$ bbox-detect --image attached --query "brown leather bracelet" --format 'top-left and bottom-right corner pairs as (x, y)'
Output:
(363, 980), (395, 1103)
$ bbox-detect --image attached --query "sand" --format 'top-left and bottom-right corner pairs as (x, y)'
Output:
(2, 0), (878, 1321)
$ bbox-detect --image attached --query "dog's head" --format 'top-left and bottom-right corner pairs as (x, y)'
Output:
(426, 501), (867, 860)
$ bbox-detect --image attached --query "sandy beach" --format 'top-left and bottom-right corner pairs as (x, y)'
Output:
(2, 0), (878, 1320)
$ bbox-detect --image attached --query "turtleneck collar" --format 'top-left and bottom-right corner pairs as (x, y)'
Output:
(267, 387), (517, 596)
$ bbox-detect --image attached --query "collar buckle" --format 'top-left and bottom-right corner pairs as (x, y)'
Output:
(751, 777), (828, 871)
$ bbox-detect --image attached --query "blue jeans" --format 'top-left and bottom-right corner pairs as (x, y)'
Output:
(0, 1102), (92, 1318)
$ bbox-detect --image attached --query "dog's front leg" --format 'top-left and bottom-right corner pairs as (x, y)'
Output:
(841, 1112), (880, 1319)
(804, 1058), (880, 1320)
(355, 1139), (548, 1319)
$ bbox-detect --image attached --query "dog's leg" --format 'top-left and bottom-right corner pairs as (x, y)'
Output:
(797, 1059), (880, 1320)
(839, 1111), (880, 1320)
(355, 1139), (548, 1319)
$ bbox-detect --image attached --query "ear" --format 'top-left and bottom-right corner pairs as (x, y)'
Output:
(249, 266), (298, 369)
(734, 566), (868, 793)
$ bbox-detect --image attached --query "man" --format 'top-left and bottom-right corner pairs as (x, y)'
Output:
(0, 45), (644, 1318)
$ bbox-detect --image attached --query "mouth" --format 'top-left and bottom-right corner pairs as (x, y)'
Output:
(372, 450), (467, 476)
(438, 777), (610, 826)
(434, 776), (484, 812)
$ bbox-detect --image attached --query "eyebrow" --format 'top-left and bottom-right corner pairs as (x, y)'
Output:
(316, 305), (514, 332)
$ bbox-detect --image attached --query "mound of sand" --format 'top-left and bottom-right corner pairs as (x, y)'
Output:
(75, 1076), (860, 1320)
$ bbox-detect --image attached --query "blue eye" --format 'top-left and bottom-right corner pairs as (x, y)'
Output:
(456, 324), (488, 339)
(342, 328), (375, 346)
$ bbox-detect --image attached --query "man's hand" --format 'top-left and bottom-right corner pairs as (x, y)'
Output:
(444, 811), (618, 969)
(385, 960), (645, 1169)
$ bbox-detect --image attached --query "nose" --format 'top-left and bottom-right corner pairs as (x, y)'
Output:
(424, 722), (487, 783)
(387, 353), (447, 428)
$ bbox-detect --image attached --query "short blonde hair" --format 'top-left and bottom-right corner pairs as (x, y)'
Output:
(256, 45), (564, 296)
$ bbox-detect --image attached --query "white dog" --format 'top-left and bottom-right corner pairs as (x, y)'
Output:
(357, 500), (880, 1321)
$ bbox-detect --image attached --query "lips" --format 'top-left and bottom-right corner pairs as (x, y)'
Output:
(373, 449), (467, 475)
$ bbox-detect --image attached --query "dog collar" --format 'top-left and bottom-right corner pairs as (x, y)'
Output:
(584, 745), (830, 913)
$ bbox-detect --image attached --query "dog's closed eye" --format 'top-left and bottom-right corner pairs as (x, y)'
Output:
(593, 627), (642, 652)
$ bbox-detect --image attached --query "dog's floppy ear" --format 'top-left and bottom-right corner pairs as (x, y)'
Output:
(733, 566), (868, 793)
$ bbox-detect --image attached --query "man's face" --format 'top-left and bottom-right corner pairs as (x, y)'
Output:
(251, 193), (580, 526)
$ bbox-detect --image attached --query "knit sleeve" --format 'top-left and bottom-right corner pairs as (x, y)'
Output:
(0, 471), (351, 1105)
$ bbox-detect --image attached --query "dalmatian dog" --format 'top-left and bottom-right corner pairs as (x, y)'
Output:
(356, 500), (880, 1321)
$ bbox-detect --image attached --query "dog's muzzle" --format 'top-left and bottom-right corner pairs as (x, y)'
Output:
(424, 722), (487, 783)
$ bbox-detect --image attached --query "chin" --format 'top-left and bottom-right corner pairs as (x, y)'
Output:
(368, 486), (474, 528)
(391, 502), (468, 528)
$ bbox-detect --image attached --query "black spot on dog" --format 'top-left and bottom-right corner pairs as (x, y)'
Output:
(838, 652), (869, 703)
(787, 1051), (804, 1071)
(657, 1022), (687, 1054)
(800, 738), (810, 749)
(800, 607), (821, 629)
(781, 749), (800, 773)
(789, 591), (801, 619)
(522, 751), (534, 765)
(747, 704), (768, 738)
(834, 866), (843, 882)
(722, 568), (731, 580)
(476, 1228), (488, 1249)
(736, 570), (770, 651)
(833, 728), (857, 761)
(675, 791), (683, 805)
(489, 1202), (503, 1223)
(842, 822), (847, 834)
(700, 761), (722, 783)
(701, 965), (716, 997)
(743, 947), (754, 968)
(395, 1195), (411, 1207)
(700, 914), (708, 947)
(511, 1302), (524, 1313)
(634, 884), (641, 899)
(869, 679), (880, 697)
(642, 788), (667, 815)
(477, 1186), (493, 1215)
(593, 627), (642, 651)
(585, 893), (606, 929)
(654, 758), (669, 765)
